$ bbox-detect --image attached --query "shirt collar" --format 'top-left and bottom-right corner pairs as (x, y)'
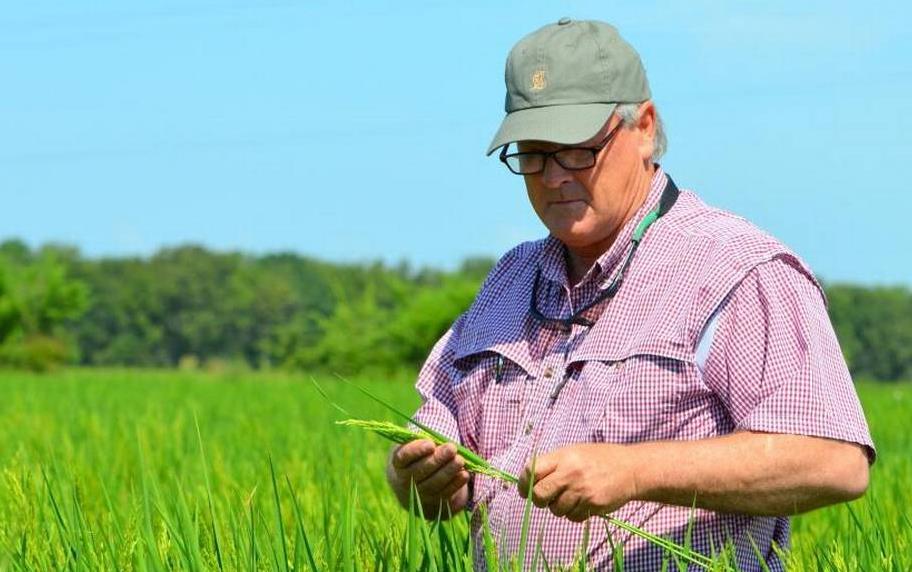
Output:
(539, 165), (668, 290)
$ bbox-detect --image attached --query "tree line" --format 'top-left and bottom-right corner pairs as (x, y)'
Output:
(0, 238), (909, 381)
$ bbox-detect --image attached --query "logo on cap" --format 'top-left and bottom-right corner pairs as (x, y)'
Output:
(530, 69), (546, 91)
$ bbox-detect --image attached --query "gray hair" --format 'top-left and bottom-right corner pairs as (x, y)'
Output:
(615, 102), (667, 162)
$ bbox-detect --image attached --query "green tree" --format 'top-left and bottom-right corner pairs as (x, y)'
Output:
(827, 284), (912, 381)
(0, 249), (88, 370)
(4, 235), (910, 381)
(385, 274), (481, 369)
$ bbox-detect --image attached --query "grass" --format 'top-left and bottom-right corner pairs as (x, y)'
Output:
(0, 368), (908, 570)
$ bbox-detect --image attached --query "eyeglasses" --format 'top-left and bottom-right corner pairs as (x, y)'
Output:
(499, 121), (624, 175)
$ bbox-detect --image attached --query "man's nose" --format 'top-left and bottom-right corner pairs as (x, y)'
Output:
(541, 156), (574, 189)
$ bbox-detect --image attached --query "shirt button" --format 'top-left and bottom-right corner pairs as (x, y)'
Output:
(524, 421), (534, 435)
(543, 366), (554, 379)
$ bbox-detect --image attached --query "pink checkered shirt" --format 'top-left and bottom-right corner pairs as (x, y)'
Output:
(412, 167), (874, 571)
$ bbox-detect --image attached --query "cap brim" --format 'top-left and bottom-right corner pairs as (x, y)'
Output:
(485, 103), (618, 156)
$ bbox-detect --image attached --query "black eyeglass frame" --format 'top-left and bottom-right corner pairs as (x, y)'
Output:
(499, 121), (625, 175)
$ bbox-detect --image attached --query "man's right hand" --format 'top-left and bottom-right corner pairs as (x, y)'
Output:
(386, 439), (470, 518)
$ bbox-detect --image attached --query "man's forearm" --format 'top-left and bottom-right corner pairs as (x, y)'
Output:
(628, 431), (870, 516)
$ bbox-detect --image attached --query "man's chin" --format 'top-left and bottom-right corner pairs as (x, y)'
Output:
(549, 230), (606, 249)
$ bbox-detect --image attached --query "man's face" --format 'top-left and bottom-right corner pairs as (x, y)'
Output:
(519, 103), (656, 253)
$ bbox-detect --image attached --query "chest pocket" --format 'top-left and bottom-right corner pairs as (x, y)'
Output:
(577, 351), (696, 444)
(453, 352), (530, 459)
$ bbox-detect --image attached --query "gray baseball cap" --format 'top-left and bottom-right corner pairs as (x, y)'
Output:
(486, 18), (651, 155)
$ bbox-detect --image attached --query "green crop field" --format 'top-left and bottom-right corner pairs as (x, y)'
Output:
(0, 369), (908, 571)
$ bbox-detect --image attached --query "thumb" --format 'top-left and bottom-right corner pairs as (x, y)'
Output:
(518, 453), (558, 497)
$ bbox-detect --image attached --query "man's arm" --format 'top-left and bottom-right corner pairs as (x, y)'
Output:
(517, 432), (868, 522)
(636, 431), (869, 514)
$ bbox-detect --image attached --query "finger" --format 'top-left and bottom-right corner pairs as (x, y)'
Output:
(549, 492), (580, 518)
(531, 475), (566, 509)
(437, 470), (470, 500)
(406, 443), (457, 483)
(416, 456), (465, 497)
(392, 439), (435, 469)
(533, 454), (559, 480)
(566, 503), (593, 523)
(517, 471), (529, 499)
(518, 454), (558, 497)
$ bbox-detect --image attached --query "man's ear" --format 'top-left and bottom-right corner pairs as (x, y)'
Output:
(636, 100), (657, 163)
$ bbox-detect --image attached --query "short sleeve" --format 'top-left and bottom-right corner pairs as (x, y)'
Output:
(411, 314), (465, 443)
(410, 243), (528, 442)
(702, 257), (876, 462)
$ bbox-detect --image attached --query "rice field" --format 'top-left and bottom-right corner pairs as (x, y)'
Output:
(0, 368), (908, 570)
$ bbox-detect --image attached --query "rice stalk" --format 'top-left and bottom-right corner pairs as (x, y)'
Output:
(335, 419), (517, 483)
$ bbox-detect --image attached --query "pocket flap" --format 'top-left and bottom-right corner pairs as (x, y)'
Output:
(568, 330), (694, 368)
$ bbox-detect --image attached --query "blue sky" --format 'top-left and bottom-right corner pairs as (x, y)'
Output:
(2, 1), (910, 285)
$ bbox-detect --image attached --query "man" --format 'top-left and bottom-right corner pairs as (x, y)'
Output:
(386, 18), (874, 570)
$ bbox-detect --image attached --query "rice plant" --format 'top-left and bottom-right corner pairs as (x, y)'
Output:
(0, 369), (906, 571)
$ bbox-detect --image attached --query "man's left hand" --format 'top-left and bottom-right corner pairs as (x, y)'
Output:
(517, 443), (639, 522)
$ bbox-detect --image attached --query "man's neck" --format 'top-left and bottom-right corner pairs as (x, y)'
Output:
(564, 165), (656, 286)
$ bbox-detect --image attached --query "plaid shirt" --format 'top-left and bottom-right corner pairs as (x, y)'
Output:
(413, 167), (874, 571)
